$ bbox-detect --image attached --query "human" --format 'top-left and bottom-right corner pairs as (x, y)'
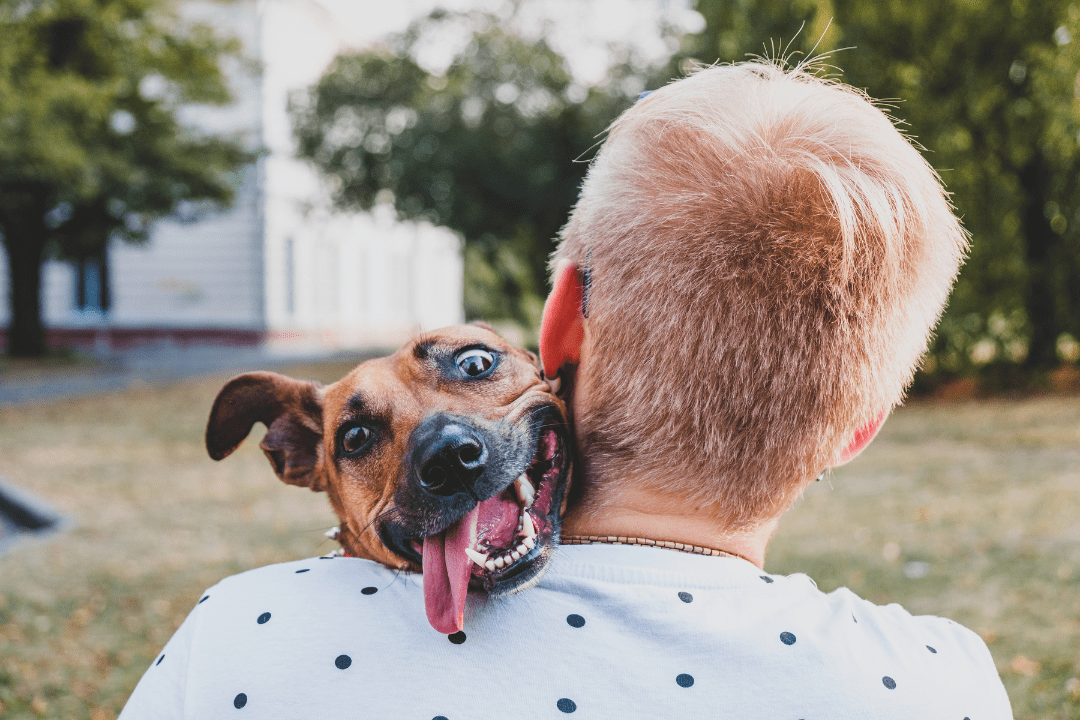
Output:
(119, 61), (1012, 719)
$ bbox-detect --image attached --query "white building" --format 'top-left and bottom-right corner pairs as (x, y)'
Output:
(0, 0), (463, 352)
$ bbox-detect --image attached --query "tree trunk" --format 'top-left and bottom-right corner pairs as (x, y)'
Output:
(4, 233), (48, 357)
(1019, 158), (1060, 370)
(0, 189), (52, 357)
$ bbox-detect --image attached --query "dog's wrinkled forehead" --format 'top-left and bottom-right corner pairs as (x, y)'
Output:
(322, 325), (542, 426)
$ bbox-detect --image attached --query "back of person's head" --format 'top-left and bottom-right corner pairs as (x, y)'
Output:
(554, 60), (967, 529)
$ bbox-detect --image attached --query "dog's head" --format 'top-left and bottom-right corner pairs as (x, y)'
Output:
(205, 324), (571, 633)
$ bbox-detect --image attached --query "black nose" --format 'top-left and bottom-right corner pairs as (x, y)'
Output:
(416, 422), (487, 496)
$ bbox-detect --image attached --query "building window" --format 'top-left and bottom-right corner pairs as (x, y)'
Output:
(284, 236), (295, 316)
(75, 253), (109, 312)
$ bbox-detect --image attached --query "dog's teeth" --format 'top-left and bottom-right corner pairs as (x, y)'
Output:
(464, 547), (488, 568)
(325, 526), (340, 540)
(523, 536), (536, 549)
(494, 556), (506, 569)
(516, 543), (528, 555)
(521, 511), (536, 539)
(485, 559), (496, 571)
(511, 550), (521, 561)
(514, 474), (536, 507)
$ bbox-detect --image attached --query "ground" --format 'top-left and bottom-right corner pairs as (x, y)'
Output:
(0, 361), (1077, 719)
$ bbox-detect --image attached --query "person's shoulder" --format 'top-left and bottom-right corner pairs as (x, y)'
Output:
(828, 585), (991, 658)
(745, 574), (1010, 715)
(200, 556), (409, 605)
(184, 555), (425, 650)
(823, 585), (1010, 716)
(766, 575), (984, 648)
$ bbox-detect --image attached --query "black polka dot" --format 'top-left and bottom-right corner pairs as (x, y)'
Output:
(882, 676), (896, 689)
(676, 673), (694, 688)
(760, 575), (774, 583)
(678, 591), (693, 603)
(335, 654), (352, 669)
(257, 612), (271, 624)
(448, 631), (467, 644)
(926, 645), (937, 653)
(780, 631), (796, 645)
(361, 586), (378, 595)
(557, 698), (577, 713)
(156, 654), (165, 666)
(198, 595), (209, 604)
(433, 717), (449, 720)
(566, 614), (585, 628)
(233, 693), (247, 709)
(319, 556), (334, 560)
(295, 568), (310, 574)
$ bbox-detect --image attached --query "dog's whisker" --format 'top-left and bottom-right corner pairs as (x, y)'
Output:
(354, 506), (404, 539)
(313, 537), (339, 554)
(291, 525), (349, 538)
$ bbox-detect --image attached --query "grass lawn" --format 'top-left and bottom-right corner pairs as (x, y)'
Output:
(0, 362), (1078, 719)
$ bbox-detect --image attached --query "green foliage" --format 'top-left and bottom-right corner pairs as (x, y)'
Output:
(296, 0), (1080, 380)
(673, 0), (835, 67)
(0, 0), (257, 356)
(675, 0), (1080, 378)
(292, 10), (636, 327)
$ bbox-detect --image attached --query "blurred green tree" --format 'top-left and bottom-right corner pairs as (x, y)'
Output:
(0, 0), (256, 357)
(292, 10), (639, 328)
(675, 0), (1080, 377)
(295, 0), (1080, 378)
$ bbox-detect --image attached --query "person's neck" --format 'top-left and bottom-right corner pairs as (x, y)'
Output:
(560, 484), (779, 569)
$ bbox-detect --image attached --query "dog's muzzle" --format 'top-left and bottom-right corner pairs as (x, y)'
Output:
(380, 405), (571, 633)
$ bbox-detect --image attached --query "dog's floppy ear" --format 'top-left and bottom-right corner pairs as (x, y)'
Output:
(206, 372), (328, 491)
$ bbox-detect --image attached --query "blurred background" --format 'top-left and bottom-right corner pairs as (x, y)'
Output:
(0, 0), (1078, 718)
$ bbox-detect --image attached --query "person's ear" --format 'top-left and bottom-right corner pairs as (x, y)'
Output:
(539, 260), (585, 390)
(833, 410), (889, 466)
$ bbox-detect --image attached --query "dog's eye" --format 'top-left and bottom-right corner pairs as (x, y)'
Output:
(341, 426), (374, 454)
(455, 348), (494, 377)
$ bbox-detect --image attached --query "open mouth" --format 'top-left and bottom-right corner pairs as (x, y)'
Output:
(411, 410), (570, 634)
(463, 422), (564, 585)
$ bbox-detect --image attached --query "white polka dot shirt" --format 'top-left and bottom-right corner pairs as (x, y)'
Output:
(120, 544), (1012, 719)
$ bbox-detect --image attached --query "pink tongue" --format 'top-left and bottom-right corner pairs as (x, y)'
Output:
(422, 506), (479, 634)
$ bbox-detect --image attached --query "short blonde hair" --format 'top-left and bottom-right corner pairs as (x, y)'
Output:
(555, 61), (967, 529)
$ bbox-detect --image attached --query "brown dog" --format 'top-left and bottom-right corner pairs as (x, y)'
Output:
(204, 324), (571, 634)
